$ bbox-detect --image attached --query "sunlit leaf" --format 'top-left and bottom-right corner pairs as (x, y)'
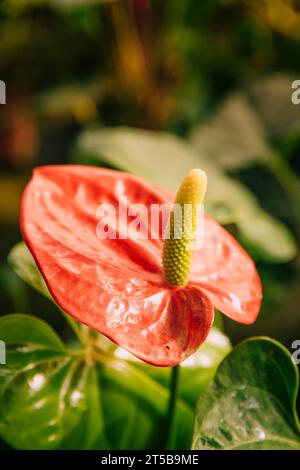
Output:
(8, 242), (50, 299)
(190, 92), (271, 171)
(190, 74), (300, 171)
(237, 209), (297, 263)
(248, 74), (300, 137)
(192, 338), (300, 450)
(0, 314), (66, 352)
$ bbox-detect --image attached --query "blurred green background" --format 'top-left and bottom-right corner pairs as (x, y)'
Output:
(1, 0), (300, 362)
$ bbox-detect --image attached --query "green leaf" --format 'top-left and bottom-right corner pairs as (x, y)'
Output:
(237, 209), (297, 263)
(95, 360), (192, 450)
(190, 92), (272, 171)
(8, 242), (51, 300)
(190, 74), (300, 171)
(0, 314), (193, 450)
(248, 73), (300, 138)
(189, 79), (300, 232)
(73, 126), (296, 262)
(192, 338), (300, 450)
(178, 327), (231, 406)
(0, 314), (66, 352)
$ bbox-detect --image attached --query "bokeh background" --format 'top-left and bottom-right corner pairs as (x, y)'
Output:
(1, 0), (300, 399)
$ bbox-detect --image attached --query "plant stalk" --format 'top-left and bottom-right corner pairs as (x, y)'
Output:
(164, 364), (180, 449)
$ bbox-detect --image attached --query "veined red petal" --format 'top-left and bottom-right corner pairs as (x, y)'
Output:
(22, 166), (169, 279)
(100, 285), (214, 367)
(190, 216), (262, 324)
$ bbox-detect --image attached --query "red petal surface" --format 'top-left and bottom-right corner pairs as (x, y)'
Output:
(21, 165), (261, 365)
(190, 217), (262, 324)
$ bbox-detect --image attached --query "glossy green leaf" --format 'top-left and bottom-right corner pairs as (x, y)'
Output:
(0, 314), (193, 450)
(192, 338), (300, 450)
(0, 314), (66, 352)
(73, 126), (296, 262)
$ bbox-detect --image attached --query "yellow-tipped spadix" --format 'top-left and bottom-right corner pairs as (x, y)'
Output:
(162, 169), (207, 286)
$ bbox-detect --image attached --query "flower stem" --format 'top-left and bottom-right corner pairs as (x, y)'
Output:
(164, 365), (180, 449)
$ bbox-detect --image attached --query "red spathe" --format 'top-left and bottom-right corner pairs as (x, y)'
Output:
(21, 165), (262, 366)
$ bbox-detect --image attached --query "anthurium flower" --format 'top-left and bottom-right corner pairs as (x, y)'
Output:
(21, 165), (262, 366)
